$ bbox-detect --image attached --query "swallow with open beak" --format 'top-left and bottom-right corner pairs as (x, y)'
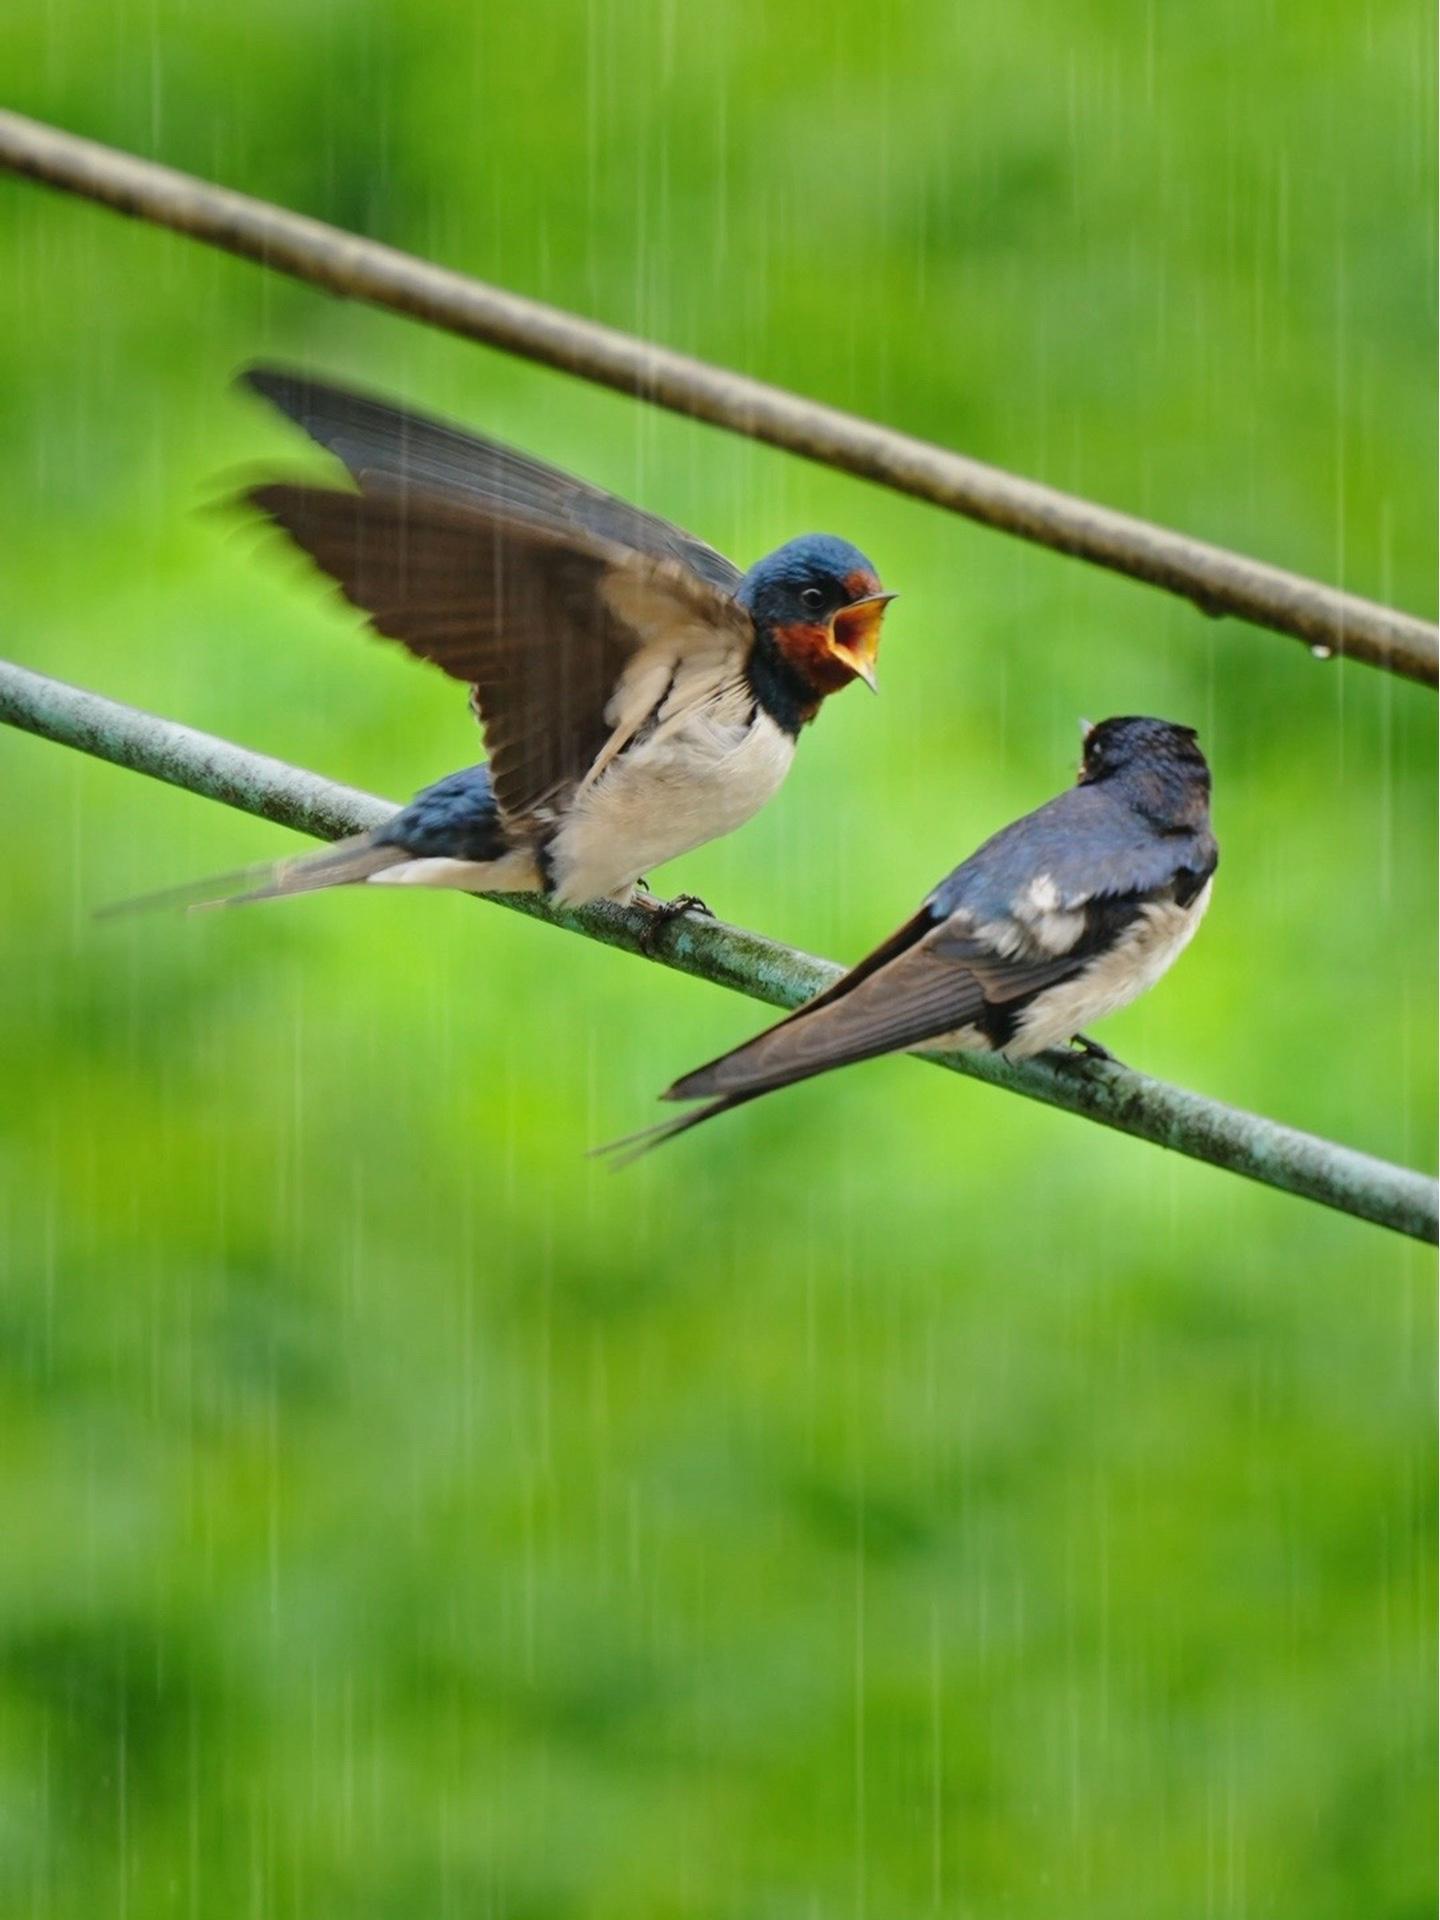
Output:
(603, 717), (1217, 1158)
(124, 367), (894, 918)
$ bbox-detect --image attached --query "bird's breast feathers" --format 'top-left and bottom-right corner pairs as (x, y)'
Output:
(545, 685), (795, 907)
(1007, 878), (1213, 1056)
(918, 877), (1212, 1061)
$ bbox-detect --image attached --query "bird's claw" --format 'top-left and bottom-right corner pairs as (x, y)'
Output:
(666, 892), (712, 920)
(1069, 1032), (1122, 1066)
(637, 891), (713, 956)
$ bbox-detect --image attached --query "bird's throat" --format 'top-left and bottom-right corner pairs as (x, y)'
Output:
(746, 623), (828, 734)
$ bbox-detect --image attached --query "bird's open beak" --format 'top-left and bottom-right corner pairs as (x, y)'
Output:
(831, 592), (896, 691)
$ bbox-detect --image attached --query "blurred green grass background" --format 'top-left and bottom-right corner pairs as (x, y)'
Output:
(0, 1), (1435, 1914)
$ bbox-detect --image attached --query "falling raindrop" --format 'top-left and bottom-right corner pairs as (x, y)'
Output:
(0, 7), (1433, 1918)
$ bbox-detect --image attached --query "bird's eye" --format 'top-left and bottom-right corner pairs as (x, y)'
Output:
(800, 586), (826, 612)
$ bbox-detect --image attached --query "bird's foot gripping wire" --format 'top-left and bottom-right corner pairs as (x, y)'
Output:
(1068, 1032), (1122, 1066)
(636, 891), (713, 957)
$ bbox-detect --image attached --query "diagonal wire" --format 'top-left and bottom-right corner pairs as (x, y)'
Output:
(1, 657), (1433, 1243)
(0, 108), (1435, 685)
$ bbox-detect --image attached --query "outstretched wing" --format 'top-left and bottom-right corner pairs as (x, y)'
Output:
(246, 480), (752, 825)
(240, 365), (744, 594)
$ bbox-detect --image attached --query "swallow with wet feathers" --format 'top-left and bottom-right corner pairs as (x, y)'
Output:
(118, 367), (895, 920)
(602, 717), (1217, 1159)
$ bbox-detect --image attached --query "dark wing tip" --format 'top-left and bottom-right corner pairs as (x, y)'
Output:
(239, 480), (331, 536)
(662, 1066), (719, 1103)
(236, 361), (304, 408)
(236, 363), (369, 437)
(588, 1102), (731, 1167)
(244, 477), (300, 510)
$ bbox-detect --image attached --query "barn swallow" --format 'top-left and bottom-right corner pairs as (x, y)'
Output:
(126, 367), (894, 917)
(603, 717), (1217, 1158)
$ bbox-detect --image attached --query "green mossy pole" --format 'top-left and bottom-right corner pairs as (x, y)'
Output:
(2, 658), (1434, 1244)
(0, 109), (1435, 685)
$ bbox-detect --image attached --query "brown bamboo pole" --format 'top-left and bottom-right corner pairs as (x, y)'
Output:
(0, 109), (1434, 685)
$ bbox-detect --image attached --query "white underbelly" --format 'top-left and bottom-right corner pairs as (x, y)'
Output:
(913, 882), (1211, 1063)
(546, 710), (795, 906)
(1006, 881), (1212, 1057)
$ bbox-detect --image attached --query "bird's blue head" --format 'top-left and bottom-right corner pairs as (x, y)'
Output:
(737, 534), (895, 697)
(1078, 715), (1212, 827)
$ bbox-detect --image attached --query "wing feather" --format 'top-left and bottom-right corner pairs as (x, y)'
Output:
(246, 482), (751, 824)
(663, 897), (1125, 1108)
(636, 774), (1217, 1146)
(666, 916), (987, 1104)
(241, 365), (745, 593)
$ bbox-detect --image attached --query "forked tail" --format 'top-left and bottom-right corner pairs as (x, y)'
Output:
(95, 834), (408, 918)
(97, 762), (505, 919)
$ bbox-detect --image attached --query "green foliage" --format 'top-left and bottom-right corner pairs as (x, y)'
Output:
(0, 0), (1434, 1912)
